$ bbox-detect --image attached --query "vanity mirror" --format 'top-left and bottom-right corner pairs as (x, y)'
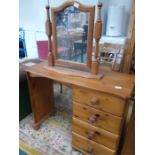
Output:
(45, 0), (103, 78)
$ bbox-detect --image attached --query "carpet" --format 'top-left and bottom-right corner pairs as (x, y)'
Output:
(19, 84), (82, 155)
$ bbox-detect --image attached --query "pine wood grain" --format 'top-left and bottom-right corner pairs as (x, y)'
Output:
(26, 72), (55, 129)
(122, 0), (135, 73)
(73, 88), (126, 117)
(72, 132), (115, 155)
(72, 117), (119, 150)
(73, 102), (122, 134)
(24, 61), (134, 99)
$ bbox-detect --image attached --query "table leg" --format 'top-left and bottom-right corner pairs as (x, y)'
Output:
(26, 72), (55, 130)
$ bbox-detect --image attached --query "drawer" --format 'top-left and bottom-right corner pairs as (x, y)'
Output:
(72, 118), (119, 150)
(73, 102), (122, 134)
(73, 88), (125, 117)
(72, 132), (115, 155)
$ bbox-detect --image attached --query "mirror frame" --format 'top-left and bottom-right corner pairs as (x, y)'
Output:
(51, 1), (95, 72)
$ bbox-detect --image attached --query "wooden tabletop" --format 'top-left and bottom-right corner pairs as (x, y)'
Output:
(24, 61), (135, 99)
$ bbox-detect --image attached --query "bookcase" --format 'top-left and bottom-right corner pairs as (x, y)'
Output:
(19, 28), (27, 59)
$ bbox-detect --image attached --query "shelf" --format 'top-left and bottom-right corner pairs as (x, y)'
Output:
(19, 38), (27, 59)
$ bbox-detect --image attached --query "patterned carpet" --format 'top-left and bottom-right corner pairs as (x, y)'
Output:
(19, 84), (82, 155)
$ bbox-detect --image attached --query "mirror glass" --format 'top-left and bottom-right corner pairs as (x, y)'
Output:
(55, 6), (89, 63)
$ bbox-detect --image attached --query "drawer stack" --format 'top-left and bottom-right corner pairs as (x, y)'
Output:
(72, 88), (126, 155)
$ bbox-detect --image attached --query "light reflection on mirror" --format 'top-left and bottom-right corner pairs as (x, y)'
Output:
(55, 6), (89, 63)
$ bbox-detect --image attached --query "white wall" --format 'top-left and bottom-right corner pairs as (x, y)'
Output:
(19, 0), (38, 58)
(19, 0), (51, 58)
(19, 0), (35, 30)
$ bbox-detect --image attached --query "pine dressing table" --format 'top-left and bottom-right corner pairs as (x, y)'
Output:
(24, 61), (134, 155)
(24, 1), (135, 154)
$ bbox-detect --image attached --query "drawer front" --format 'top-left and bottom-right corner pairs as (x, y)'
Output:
(73, 88), (125, 117)
(72, 132), (115, 155)
(73, 102), (122, 134)
(72, 118), (119, 150)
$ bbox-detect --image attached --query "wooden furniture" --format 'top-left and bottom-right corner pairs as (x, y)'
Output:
(98, 43), (126, 72)
(46, 0), (103, 78)
(121, 103), (135, 155)
(23, 0), (135, 154)
(19, 58), (41, 121)
(24, 61), (134, 154)
(121, 0), (135, 73)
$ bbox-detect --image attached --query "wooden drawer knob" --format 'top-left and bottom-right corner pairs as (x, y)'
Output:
(88, 114), (100, 123)
(90, 96), (99, 105)
(87, 131), (96, 140)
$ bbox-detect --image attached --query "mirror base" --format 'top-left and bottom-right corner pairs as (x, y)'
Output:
(44, 66), (104, 80)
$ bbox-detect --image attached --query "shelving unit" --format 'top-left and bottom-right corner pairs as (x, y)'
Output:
(19, 28), (27, 59)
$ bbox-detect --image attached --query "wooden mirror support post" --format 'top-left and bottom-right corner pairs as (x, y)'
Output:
(46, 5), (54, 66)
(91, 0), (103, 75)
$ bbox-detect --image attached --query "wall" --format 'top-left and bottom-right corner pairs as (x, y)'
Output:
(19, 0), (51, 58)
(19, 0), (132, 58)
